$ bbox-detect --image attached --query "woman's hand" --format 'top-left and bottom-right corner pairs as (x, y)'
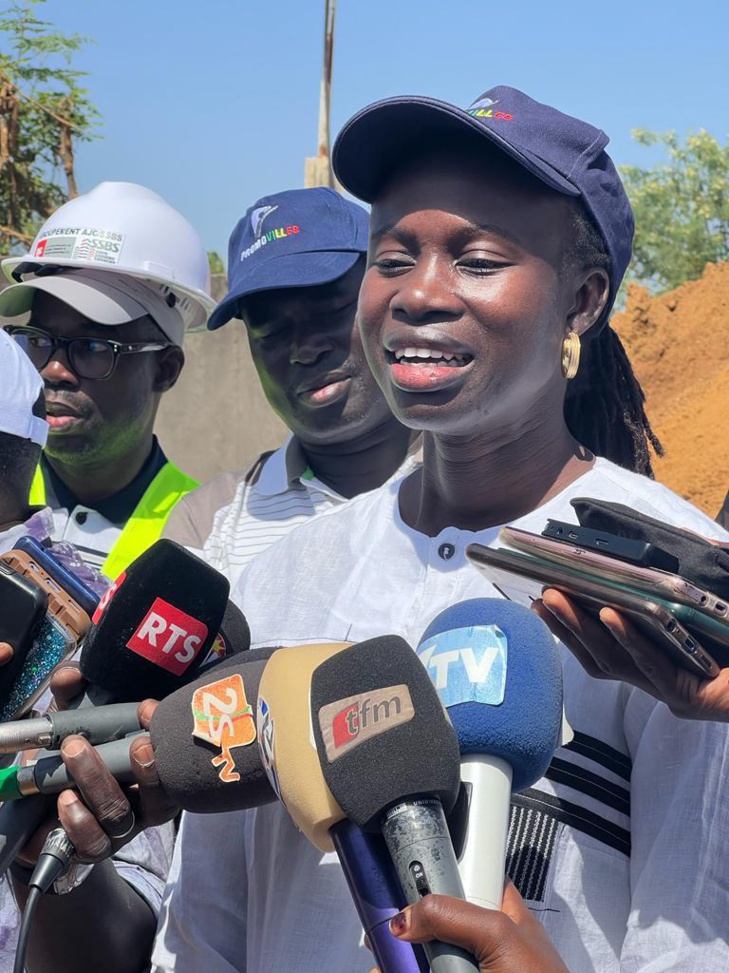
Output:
(535, 589), (729, 722)
(371, 881), (569, 973)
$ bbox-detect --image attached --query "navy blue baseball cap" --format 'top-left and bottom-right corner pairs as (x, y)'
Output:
(332, 85), (634, 322)
(208, 187), (369, 330)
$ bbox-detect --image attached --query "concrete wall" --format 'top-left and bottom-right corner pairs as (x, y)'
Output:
(155, 274), (287, 483)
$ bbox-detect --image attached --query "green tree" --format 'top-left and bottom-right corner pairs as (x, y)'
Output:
(207, 250), (225, 275)
(621, 129), (729, 293)
(0, 0), (99, 255)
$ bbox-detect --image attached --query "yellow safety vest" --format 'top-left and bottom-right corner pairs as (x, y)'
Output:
(30, 462), (199, 580)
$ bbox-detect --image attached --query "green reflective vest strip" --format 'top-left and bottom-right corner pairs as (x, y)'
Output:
(30, 462), (199, 580)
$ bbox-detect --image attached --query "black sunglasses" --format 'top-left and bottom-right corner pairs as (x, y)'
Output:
(5, 326), (172, 381)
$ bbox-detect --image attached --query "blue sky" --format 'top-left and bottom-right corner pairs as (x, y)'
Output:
(23, 0), (729, 261)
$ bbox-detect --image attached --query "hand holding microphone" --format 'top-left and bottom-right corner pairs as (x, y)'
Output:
(308, 635), (478, 973)
(5, 539), (249, 875)
(374, 881), (570, 973)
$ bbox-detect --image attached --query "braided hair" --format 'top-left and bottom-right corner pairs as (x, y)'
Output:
(563, 203), (663, 477)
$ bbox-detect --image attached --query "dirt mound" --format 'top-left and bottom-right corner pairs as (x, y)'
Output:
(612, 262), (729, 516)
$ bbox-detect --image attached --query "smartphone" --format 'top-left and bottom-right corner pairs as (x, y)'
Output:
(465, 543), (722, 678)
(501, 526), (729, 618)
(0, 563), (49, 715)
(1, 549), (92, 643)
(541, 519), (679, 573)
(14, 536), (100, 616)
(0, 613), (78, 722)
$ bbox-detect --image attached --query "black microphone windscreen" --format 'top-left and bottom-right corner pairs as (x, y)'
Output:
(151, 645), (278, 813)
(80, 540), (229, 701)
(217, 601), (250, 657)
(310, 635), (461, 832)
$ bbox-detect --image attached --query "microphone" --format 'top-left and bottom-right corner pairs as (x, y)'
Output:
(256, 641), (428, 973)
(1, 647), (292, 810)
(417, 599), (563, 910)
(0, 737), (139, 800)
(80, 539), (241, 703)
(0, 540), (250, 875)
(151, 645), (283, 812)
(0, 703), (142, 754)
(309, 635), (477, 973)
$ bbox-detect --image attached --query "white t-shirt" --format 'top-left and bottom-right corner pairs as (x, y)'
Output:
(152, 458), (729, 973)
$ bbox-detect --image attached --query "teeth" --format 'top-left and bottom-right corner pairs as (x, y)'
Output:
(393, 347), (470, 365)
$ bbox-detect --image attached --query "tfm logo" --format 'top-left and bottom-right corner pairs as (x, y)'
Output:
(417, 625), (508, 707)
(319, 685), (414, 762)
(126, 598), (208, 675)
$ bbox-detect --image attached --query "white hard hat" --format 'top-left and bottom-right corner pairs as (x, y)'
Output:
(0, 330), (47, 447)
(1, 182), (215, 331)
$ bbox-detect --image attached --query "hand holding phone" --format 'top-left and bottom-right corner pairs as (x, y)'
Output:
(0, 552), (91, 722)
(537, 590), (729, 724)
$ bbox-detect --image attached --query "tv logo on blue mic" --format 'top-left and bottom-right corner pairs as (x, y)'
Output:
(417, 625), (507, 706)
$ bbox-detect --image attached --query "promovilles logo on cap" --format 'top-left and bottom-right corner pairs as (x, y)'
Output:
(251, 205), (279, 240)
(467, 96), (513, 121)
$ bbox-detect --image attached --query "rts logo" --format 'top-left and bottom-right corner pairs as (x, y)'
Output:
(318, 685), (414, 762)
(417, 625), (508, 706)
(126, 598), (208, 675)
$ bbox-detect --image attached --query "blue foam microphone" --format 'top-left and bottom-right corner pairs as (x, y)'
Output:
(417, 598), (563, 910)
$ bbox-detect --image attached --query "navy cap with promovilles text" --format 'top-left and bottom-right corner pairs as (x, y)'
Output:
(208, 187), (369, 331)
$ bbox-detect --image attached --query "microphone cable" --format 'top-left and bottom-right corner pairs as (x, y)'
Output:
(14, 827), (75, 973)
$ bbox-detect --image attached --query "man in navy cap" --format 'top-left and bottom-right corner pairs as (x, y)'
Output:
(162, 186), (417, 587)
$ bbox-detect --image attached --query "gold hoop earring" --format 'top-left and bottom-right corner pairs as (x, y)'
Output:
(561, 331), (581, 380)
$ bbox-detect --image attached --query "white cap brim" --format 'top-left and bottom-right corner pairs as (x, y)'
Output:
(0, 270), (185, 346)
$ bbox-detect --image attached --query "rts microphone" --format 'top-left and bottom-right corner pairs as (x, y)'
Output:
(417, 599), (563, 910)
(310, 636), (477, 973)
(257, 642), (428, 973)
(80, 539), (242, 703)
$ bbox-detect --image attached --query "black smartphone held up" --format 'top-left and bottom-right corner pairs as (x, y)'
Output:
(542, 519), (680, 573)
(0, 562), (49, 714)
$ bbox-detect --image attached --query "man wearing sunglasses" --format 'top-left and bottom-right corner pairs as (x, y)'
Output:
(0, 182), (214, 578)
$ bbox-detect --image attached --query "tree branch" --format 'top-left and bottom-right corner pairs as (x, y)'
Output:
(0, 224), (34, 244)
(0, 71), (81, 129)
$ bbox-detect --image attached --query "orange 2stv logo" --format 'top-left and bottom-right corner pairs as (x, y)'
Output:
(190, 673), (256, 782)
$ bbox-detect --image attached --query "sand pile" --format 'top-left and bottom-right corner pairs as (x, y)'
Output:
(612, 262), (729, 516)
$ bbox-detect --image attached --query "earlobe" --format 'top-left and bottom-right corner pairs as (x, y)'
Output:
(568, 268), (611, 337)
(153, 347), (185, 393)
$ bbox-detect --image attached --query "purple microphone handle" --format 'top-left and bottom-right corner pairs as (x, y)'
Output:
(330, 818), (429, 973)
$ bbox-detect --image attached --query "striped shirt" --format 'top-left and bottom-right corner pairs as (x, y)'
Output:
(162, 435), (419, 588)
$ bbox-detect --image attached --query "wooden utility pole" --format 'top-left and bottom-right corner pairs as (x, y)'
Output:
(304, 0), (339, 190)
